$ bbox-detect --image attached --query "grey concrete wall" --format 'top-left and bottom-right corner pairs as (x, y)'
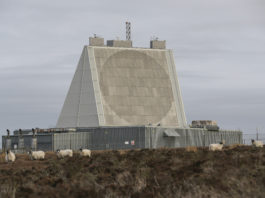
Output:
(93, 47), (185, 127)
(107, 40), (132, 48)
(56, 47), (99, 128)
(89, 37), (104, 46)
(150, 40), (166, 49)
(57, 45), (187, 128)
(166, 50), (187, 127)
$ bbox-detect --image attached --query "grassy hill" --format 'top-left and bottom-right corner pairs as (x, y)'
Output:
(0, 146), (265, 198)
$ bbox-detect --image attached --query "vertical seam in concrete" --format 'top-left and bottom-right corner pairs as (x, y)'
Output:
(87, 47), (105, 125)
(165, 50), (187, 127)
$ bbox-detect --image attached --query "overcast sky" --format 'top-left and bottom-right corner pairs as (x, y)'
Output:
(0, 0), (265, 144)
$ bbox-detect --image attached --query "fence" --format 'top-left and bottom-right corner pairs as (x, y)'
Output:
(243, 133), (265, 145)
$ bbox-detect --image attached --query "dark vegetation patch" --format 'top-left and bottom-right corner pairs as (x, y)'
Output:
(0, 146), (265, 197)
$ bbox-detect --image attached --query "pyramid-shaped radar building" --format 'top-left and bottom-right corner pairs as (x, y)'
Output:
(56, 38), (187, 128)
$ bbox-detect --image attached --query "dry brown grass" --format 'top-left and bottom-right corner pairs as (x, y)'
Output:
(226, 144), (246, 149)
(0, 146), (265, 198)
(0, 153), (5, 163)
(185, 146), (198, 152)
(118, 150), (128, 155)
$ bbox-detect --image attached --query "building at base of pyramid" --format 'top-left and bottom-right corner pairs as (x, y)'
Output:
(2, 34), (242, 152)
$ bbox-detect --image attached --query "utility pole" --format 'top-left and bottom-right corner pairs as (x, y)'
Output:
(256, 127), (259, 140)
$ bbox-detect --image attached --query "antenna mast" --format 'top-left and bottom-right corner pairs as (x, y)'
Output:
(126, 22), (131, 40)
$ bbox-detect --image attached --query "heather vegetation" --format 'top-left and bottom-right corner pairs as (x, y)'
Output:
(0, 146), (265, 198)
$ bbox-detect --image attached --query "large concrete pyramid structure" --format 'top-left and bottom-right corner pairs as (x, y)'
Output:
(56, 38), (187, 128)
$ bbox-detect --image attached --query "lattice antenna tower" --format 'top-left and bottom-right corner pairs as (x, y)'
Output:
(126, 22), (131, 40)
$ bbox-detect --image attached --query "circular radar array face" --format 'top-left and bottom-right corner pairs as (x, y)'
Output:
(99, 49), (174, 125)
